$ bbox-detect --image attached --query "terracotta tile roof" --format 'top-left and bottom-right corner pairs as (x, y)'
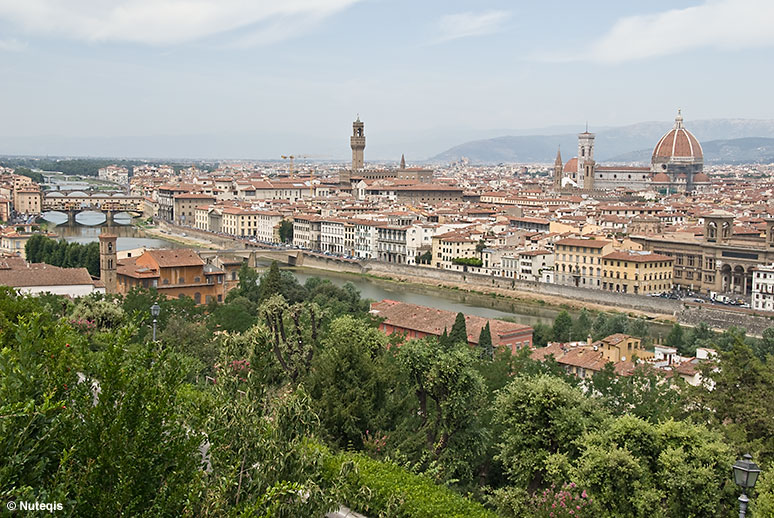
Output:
(146, 249), (204, 268)
(370, 300), (532, 347)
(555, 238), (611, 248)
(0, 262), (95, 287)
(174, 193), (216, 200)
(602, 251), (673, 263)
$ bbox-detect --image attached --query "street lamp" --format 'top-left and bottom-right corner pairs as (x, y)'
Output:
(733, 453), (761, 518)
(150, 303), (161, 341)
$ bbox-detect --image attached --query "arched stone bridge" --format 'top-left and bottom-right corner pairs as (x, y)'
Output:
(43, 191), (145, 223)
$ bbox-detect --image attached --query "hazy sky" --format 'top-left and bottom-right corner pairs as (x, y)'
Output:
(1, 0), (774, 159)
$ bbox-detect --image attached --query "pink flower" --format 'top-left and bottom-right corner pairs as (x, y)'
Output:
(581, 490), (587, 498)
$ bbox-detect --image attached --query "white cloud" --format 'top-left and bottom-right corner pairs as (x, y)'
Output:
(0, 0), (362, 46)
(435, 10), (510, 43)
(552, 0), (774, 63)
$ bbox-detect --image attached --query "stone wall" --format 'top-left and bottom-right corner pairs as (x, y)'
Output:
(676, 303), (774, 337)
(298, 253), (365, 275)
(157, 221), (246, 249)
(360, 261), (681, 315)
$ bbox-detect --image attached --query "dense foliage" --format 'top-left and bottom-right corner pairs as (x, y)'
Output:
(2, 262), (774, 516)
(25, 234), (100, 276)
(452, 257), (483, 267)
(12, 166), (45, 184)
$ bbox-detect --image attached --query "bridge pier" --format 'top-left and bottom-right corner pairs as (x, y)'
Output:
(104, 210), (114, 225)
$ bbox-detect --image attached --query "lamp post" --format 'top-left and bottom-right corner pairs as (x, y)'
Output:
(733, 453), (761, 518)
(150, 303), (160, 341)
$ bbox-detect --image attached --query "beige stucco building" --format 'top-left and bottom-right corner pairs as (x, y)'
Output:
(601, 251), (673, 295)
(554, 238), (614, 288)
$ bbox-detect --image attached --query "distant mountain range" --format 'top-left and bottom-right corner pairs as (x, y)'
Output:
(431, 119), (774, 164)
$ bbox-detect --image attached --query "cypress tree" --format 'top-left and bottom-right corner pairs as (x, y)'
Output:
(258, 261), (283, 302)
(448, 312), (468, 347)
(478, 322), (493, 360)
(439, 328), (449, 348)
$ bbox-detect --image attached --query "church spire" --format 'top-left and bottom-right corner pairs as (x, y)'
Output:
(400, 153), (406, 169)
(555, 146), (562, 166)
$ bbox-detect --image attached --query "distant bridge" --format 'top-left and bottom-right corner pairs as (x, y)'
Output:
(43, 191), (145, 223)
(198, 248), (303, 267)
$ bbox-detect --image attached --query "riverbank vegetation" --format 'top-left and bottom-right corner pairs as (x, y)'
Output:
(24, 234), (100, 276)
(2, 261), (774, 516)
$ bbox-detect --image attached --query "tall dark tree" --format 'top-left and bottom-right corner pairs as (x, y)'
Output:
(449, 312), (468, 347)
(665, 322), (685, 352)
(570, 309), (592, 341)
(552, 310), (572, 343)
(232, 262), (260, 302)
(478, 322), (493, 361)
(259, 261), (283, 302)
(278, 220), (294, 243)
(439, 328), (450, 348)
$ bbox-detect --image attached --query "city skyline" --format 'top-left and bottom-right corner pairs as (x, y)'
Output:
(2, 0), (774, 159)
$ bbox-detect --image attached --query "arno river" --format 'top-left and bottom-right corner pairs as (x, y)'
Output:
(42, 212), (671, 334)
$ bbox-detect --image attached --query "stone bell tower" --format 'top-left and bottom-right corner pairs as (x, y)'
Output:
(553, 146), (563, 191)
(577, 126), (595, 190)
(350, 116), (365, 171)
(99, 232), (117, 294)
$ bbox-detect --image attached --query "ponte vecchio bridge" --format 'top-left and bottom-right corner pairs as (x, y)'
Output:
(43, 191), (145, 224)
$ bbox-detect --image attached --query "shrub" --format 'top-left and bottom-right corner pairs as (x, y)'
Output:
(326, 452), (498, 518)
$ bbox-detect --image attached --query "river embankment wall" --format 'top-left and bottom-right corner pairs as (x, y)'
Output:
(676, 303), (774, 337)
(356, 261), (681, 315)
(147, 224), (774, 334)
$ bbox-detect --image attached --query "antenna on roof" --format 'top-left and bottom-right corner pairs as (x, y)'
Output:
(585, 121), (588, 132)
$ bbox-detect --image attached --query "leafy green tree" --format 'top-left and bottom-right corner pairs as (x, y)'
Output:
(307, 316), (393, 448)
(198, 382), (342, 516)
(304, 278), (369, 318)
(0, 300), (204, 516)
(397, 338), (488, 483)
(573, 417), (735, 518)
(448, 312), (468, 346)
(259, 261), (283, 302)
(531, 322), (553, 347)
(753, 469), (774, 518)
(439, 328), (449, 347)
(208, 295), (256, 333)
(592, 313), (609, 339)
(681, 321), (714, 357)
(478, 322), (493, 360)
(587, 363), (683, 422)
(71, 295), (126, 330)
(694, 340), (774, 464)
(494, 374), (604, 489)
(278, 219), (294, 243)
(24, 235), (101, 276)
(476, 238), (487, 258)
(599, 313), (628, 338)
(260, 294), (321, 383)
(57, 335), (205, 516)
(24, 233), (46, 262)
(571, 309), (592, 341)
(626, 318), (650, 339)
(232, 262), (261, 302)
(552, 310), (572, 342)
(158, 314), (215, 377)
(665, 323), (685, 352)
